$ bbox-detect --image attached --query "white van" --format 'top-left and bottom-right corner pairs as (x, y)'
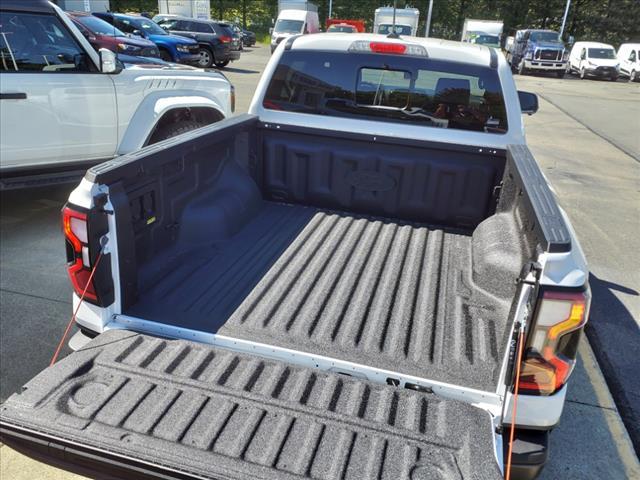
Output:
(567, 41), (619, 80)
(270, 9), (320, 53)
(617, 43), (640, 82)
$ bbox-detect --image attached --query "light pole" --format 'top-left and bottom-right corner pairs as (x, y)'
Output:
(560, 0), (571, 38)
(425, 0), (433, 37)
(329, 0), (332, 18)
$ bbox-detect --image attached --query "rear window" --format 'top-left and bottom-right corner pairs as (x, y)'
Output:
(263, 50), (508, 133)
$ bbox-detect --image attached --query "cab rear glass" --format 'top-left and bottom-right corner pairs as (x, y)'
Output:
(263, 50), (508, 133)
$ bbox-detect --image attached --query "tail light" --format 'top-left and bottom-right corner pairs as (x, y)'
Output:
(518, 290), (590, 395)
(220, 35), (232, 43)
(62, 206), (98, 303)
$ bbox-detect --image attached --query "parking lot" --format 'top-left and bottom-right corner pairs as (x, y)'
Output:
(1, 44), (639, 479)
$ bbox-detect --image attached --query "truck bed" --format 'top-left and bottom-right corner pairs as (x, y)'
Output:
(128, 202), (511, 392)
(0, 330), (502, 480)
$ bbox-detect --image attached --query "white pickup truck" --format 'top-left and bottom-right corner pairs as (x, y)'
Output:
(0, 0), (232, 189)
(0, 33), (590, 480)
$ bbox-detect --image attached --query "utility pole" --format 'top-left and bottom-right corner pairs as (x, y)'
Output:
(329, 0), (332, 19)
(425, 0), (433, 37)
(560, 0), (571, 38)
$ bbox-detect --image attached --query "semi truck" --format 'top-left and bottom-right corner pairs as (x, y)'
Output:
(1, 32), (589, 480)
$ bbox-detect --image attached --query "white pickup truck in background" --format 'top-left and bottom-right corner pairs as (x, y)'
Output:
(0, 29), (591, 480)
(0, 0), (233, 189)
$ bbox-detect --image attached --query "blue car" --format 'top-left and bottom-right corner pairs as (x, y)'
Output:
(93, 12), (200, 65)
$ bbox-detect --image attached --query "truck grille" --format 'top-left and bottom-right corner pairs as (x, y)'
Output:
(536, 49), (562, 61)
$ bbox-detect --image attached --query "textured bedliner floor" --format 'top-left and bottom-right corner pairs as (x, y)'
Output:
(0, 331), (502, 480)
(129, 202), (511, 392)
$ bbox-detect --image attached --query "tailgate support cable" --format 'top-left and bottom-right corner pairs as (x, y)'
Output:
(49, 237), (107, 366)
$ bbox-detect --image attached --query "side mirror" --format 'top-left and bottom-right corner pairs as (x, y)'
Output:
(99, 48), (121, 74)
(269, 27), (273, 35)
(518, 91), (538, 115)
(568, 35), (575, 45)
(132, 29), (144, 37)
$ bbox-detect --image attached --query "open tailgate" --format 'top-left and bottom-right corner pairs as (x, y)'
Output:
(0, 330), (502, 480)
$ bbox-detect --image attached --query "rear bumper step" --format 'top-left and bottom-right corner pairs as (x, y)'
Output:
(1, 330), (503, 480)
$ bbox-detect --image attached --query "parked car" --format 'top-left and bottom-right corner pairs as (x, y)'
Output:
(0, 0), (232, 188)
(156, 17), (240, 68)
(1, 33), (589, 480)
(67, 11), (159, 58)
(568, 41), (619, 80)
(240, 26), (257, 46)
(151, 13), (179, 24)
(507, 29), (567, 77)
(327, 23), (357, 33)
(617, 43), (640, 82)
(228, 23), (256, 48)
(93, 12), (200, 64)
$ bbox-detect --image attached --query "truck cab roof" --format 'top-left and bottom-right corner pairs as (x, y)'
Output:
(287, 33), (497, 68)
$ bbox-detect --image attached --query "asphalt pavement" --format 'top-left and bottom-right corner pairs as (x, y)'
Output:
(1, 45), (639, 479)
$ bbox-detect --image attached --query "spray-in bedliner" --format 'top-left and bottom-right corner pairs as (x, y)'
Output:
(0, 330), (502, 480)
(128, 202), (511, 392)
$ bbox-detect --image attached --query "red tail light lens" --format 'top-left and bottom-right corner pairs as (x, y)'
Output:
(62, 207), (98, 303)
(220, 35), (232, 43)
(519, 290), (590, 395)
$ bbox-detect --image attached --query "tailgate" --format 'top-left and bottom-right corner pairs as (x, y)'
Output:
(0, 330), (502, 480)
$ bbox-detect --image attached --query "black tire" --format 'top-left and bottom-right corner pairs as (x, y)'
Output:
(214, 59), (230, 68)
(630, 70), (637, 82)
(609, 75), (618, 82)
(196, 46), (214, 68)
(580, 67), (586, 79)
(151, 120), (205, 143)
(159, 49), (172, 62)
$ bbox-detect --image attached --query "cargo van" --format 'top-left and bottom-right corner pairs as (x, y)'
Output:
(270, 9), (319, 52)
(617, 43), (640, 82)
(567, 41), (619, 80)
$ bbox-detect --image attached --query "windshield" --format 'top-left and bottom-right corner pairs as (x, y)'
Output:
(75, 15), (125, 37)
(529, 31), (560, 42)
(474, 35), (500, 46)
(126, 16), (166, 35)
(264, 51), (508, 134)
(328, 25), (356, 33)
(588, 48), (616, 59)
(378, 24), (412, 36)
(274, 19), (304, 34)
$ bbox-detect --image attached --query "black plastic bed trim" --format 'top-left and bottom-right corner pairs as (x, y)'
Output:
(259, 121), (507, 157)
(507, 144), (572, 253)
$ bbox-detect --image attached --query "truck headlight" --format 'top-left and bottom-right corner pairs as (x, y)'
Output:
(525, 51), (533, 60)
(176, 45), (190, 53)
